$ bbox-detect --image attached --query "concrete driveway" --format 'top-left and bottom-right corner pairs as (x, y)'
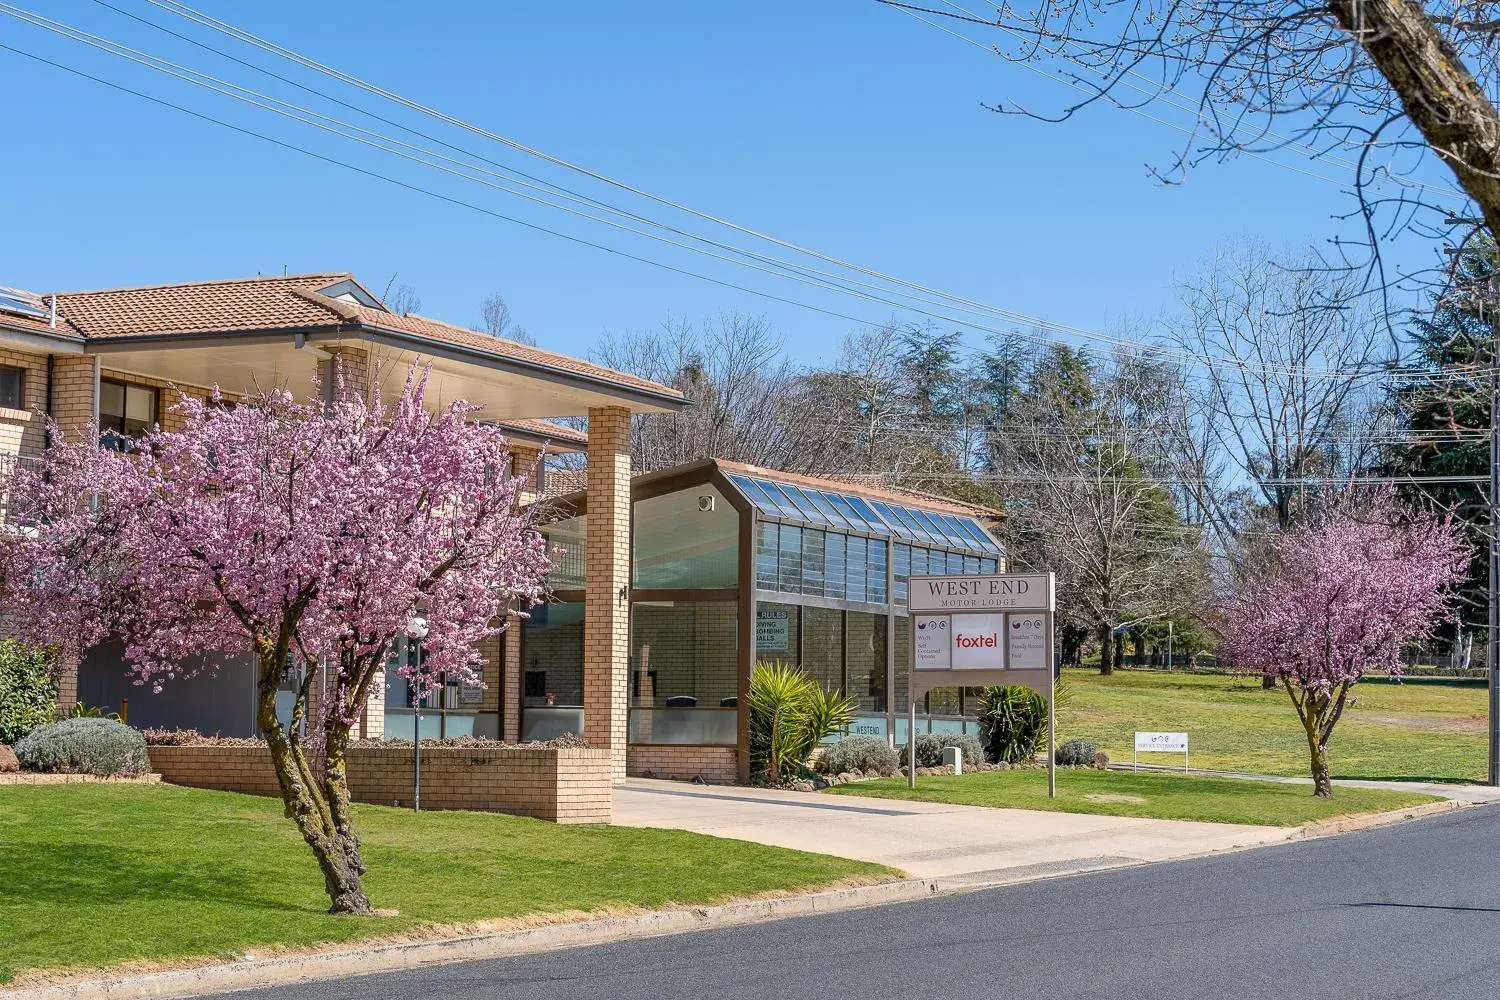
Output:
(613, 778), (1291, 884)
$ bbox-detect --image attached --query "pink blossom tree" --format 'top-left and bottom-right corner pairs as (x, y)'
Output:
(0, 366), (550, 913)
(1219, 490), (1468, 797)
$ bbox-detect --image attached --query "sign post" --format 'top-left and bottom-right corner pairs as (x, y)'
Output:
(906, 572), (1057, 798)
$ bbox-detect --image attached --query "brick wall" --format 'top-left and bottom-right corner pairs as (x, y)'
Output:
(147, 744), (613, 823)
(50, 355), (96, 444)
(627, 745), (739, 784)
(584, 406), (631, 782)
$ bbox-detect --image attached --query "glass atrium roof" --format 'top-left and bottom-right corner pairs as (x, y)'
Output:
(725, 473), (1002, 555)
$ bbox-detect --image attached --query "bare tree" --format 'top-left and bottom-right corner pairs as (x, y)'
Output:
(1166, 243), (1386, 535)
(384, 282), (421, 317)
(877, 1), (1500, 304)
(593, 313), (817, 471)
(1000, 351), (1209, 673)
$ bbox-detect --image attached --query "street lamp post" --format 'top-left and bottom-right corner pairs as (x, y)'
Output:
(407, 615), (429, 811)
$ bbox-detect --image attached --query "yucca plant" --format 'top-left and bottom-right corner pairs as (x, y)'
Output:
(978, 681), (1061, 764)
(748, 661), (855, 784)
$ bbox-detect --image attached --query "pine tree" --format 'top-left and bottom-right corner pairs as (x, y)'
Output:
(1385, 239), (1495, 657)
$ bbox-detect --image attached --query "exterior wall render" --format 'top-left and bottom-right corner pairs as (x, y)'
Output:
(584, 406), (631, 782)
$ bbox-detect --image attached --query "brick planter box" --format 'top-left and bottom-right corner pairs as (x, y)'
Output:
(147, 745), (612, 823)
(627, 745), (739, 784)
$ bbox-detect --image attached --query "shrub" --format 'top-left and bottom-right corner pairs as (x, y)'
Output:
(822, 735), (899, 776)
(13, 718), (150, 776)
(1056, 738), (1099, 766)
(900, 732), (986, 769)
(0, 639), (56, 746)
(978, 685), (1050, 764)
(748, 661), (856, 784)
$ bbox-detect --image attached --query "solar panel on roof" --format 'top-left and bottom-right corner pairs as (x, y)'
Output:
(806, 489), (854, 528)
(0, 287), (48, 320)
(786, 485), (836, 526)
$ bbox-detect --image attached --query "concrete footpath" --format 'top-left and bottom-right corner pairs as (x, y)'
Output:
(613, 778), (1292, 885)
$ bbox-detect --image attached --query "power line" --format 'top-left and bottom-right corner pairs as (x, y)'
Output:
(97, 0), (1437, 383)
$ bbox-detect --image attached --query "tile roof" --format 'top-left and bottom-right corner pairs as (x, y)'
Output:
(490, 418), (588, 447)
(7, 272), (682, 405)
(55, 273), (353, 338)
(346, 307), (684, 401)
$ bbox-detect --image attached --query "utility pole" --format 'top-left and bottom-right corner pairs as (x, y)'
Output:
(1444, 219), (1499, 786)
(1490, 285), (1499, 786)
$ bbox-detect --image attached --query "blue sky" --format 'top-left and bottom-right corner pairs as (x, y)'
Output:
(0, 1), (1449, 367)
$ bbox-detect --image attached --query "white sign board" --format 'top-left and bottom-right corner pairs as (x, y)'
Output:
(1134, 731), (1189, 772)
(951, 613), (1006, 670)
(912, 615), (951, 670)
(907, 573), (1054, 613)
(1006, 614), (1048, 671)
(1135, 732), (1188, 752)
(756, 608), (790, 652)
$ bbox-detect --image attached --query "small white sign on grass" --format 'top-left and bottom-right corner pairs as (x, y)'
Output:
(1134, 731), (1189, 772)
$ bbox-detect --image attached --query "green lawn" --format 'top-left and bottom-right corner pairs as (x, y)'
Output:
(1059, 669), (1487, 783)
(0, 784), (891, 982)
(828, 768), (1440, 826)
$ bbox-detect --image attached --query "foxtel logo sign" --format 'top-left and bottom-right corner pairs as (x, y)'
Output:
(951, 613), (1006, 669)
(954, 631), (998, 649)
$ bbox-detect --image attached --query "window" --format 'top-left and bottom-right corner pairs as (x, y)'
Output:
(867, 538), (888, 604)
(633, 486), (738, 588)
(846, 535), (868, 602)
(756, 521), (779, 590)
(629, 601), (738, 745)
(0, 367), (21, 409)
(777, 524), (803, 593)
(893, 543), (911, 602)
(801, 528), (826, 597)
(824, 532), (847, 599)
(99, 379), (157, 442)
(542, 515), (587, 590)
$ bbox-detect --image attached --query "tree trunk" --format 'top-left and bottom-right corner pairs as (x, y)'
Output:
(1262, 672), (1277, 690)
(256, 647), (373, 916)
(1114, 632), (1126, 673)
(1097, 624), (1113, 675)
(1307, 737), (1334, 798)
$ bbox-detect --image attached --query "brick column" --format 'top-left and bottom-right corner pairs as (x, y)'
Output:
(55, 645), (80, 714)
(503, 613), (523, 742)
(318, 345), (386, 735)
(50, 355), (98, 444)
(324, 345), (370, 403)
(584, 406), (631, 782)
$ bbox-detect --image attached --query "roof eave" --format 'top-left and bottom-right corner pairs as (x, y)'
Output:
(340, 322), (687, 413)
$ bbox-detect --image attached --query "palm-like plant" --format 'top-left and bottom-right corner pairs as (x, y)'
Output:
(748, 661), (855, 784)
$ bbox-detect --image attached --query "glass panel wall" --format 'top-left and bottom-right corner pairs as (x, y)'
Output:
(629, 601), (738, 744)
(633, 485), (738, 588)
(384, 636), (481, 740)
(543, 516), (586, 590)
(802, 606), (843, 694)
(520, 601), (585, 741)
(845, 611), (886, 714)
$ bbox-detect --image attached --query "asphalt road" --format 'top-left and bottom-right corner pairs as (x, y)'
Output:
(227, 805), (1500, 1000)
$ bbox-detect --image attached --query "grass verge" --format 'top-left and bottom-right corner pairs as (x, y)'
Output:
(0, 783), (892, 980)
(1060, 669), (1487, 783)
(827, 768), (1440, 826)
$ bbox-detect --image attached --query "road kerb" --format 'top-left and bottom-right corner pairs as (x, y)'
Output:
(1290, 797), (1467, 839)
(2, 879), (944, 1000)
